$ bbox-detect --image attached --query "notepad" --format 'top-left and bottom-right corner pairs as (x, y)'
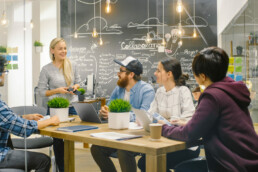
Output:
(57, 125), (98, 132)
(90, 132), (143, 141)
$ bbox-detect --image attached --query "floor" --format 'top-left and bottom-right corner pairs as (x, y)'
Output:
(34, 142), (206, 172)
(36, 143), (141, 172)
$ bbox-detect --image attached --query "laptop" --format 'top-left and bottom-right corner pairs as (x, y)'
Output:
(132, 108), (152, 132)
(72, 103), (108, 123)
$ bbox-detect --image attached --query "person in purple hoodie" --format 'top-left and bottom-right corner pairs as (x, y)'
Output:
(161, 47), (258, 172)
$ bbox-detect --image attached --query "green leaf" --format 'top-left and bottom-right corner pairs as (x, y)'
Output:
(47, 97), (70, 108)
(108, 99), (131, 112)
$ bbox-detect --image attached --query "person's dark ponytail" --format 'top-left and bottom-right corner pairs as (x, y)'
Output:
(161, 58), (188, 86)
(176, 73), (189, 86)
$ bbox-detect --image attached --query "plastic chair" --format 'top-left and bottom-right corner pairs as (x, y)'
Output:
(10, 106), (53, 156)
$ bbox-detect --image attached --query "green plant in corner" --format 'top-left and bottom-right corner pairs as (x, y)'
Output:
(0, 46), (7, 53)
(77, 88), (86, 95)
(34, 40), (43, 47)
(47, 97), (70, 108)
(108, 99), (131, 113)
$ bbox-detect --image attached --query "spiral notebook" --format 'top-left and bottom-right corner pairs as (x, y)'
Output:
(57, 125), (98, 132)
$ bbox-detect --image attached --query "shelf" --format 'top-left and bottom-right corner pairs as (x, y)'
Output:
(248, 43), (258, 46)
(232, 55), (245, 57)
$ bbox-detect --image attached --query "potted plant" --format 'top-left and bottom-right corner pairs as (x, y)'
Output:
(0, 46), (7, 53)
(47, 97), (70, 122)
(34, 40), (43, 53)
(77, 88), (86, 101)
(236, 46), (243, 55)
(108, 99), (131, 129)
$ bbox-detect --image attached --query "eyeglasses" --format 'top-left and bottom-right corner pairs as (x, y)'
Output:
(118, 69), (127, 74)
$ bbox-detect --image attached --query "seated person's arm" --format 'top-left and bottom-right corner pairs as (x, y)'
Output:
(22, 114), (60, 129)
(99, 87), (119, 119)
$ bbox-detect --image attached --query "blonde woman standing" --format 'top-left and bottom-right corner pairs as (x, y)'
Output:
(37, 37), (80, 172)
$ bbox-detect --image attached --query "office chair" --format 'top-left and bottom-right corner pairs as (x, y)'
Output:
(10, 106), (53, 155)
(0, 169), (25, 172)
(174, 156), (208, 172)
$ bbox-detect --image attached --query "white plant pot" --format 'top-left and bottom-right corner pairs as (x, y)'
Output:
(108, 112), (130, 129)
(50, 108), (69, 122)
(35, 46), (43, 53)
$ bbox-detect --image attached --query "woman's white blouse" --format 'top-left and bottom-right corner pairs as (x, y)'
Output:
(148, 86), (195, 121)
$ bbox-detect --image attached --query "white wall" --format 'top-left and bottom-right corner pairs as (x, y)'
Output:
(39, 0), (57, 69)
(217, 0), (248, 47)
(32, 0), (57, 97)
(7, 1), (33, 107)
(4, 0), (58, 107)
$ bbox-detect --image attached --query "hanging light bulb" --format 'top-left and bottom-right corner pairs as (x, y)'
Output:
(30, 19), (34, 29)
(161, 38), (166, 46)
(105, 0), (111, 14)
(193, 28), (197, 38)
(178, 23), (183, 36)
(74, 32), (78, 38)
(178, 39), (183, 47)
(192, 0), (197, 38)
(99, 37), (103, 45)
(0, 10), (7, 26)
(92, 27), (98, 38)
(145, 33), (152, 44)
(176, 0), (183, 13)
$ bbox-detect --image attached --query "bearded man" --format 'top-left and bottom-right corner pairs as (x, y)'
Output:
(90, 56), (155, 172)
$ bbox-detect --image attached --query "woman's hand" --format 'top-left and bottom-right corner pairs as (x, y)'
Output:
(23, 114), (43, 121)
(56, 87), (69, 94)
(170, 119), (187, 126)
(72, 84), (80, 91)
(157, 120), (166, 125)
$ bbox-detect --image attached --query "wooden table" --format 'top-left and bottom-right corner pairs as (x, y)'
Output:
(39, 117), (186, 172)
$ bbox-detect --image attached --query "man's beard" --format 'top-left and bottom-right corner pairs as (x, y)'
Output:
(117, 75), (129, 88)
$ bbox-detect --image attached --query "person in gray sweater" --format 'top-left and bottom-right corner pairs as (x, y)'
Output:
(37, 37), (80, 172)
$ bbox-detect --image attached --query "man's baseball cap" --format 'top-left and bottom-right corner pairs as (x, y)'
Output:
(114, 56), (143, 75)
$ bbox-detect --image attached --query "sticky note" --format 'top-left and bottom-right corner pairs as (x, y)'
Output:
(235, 57), (242, 64)
(12, 64), (18, 69)
(235, 66), (242, 72)
(229, 57), (234, 64)
(235, 75), (243, 81)
(228, 65), (234, 72)
(6, 55), (11, 61)
(6, 64), (12, 70)
(12, 55), (18, 61)
(228, 74), (234, 80)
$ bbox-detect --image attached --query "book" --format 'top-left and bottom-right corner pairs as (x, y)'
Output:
(90, 132), (143, 141)
(57, 125), (98, 132)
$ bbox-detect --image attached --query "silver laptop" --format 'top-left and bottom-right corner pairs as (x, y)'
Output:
(73, 103), (107, 123)
(132, 108), (152, 132)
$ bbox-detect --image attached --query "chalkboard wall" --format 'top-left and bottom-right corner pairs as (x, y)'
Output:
(61, 0), (217, 97)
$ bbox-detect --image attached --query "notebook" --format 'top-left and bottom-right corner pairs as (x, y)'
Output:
(72, 102), (108, 123)
(57, 125), (98, 132)
(90, 132), (142, 141)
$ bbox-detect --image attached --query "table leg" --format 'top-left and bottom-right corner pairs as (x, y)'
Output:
(64, 140), (75, 172)
(146, 153), (166, 172)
